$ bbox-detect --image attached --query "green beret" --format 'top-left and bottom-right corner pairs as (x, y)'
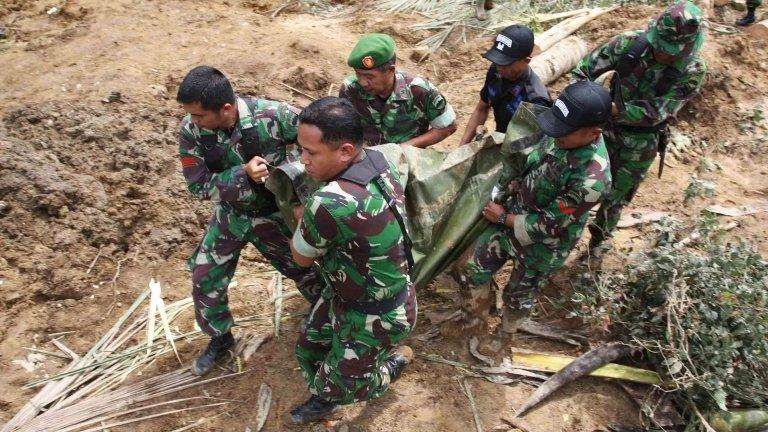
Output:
(347, 34), (396, 70)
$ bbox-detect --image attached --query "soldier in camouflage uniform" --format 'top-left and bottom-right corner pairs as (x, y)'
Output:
(176, 66), (322, 376)
(737, 0), (762, 26)
(443, 81), (613, 336)
(339, 33), (457, 147)
(289, 97), (416, 424)
(571, 1), (706, 255)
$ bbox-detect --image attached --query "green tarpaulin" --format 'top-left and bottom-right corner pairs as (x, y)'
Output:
(266, 103), (546, 289)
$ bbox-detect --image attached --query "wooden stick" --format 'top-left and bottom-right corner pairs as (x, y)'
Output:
(77, 402), (229, 432)
(50, 338), (80, 360)
(459, 378), (484, 432)
(280, 82), (316, 101)
(23, 347), (71, 360)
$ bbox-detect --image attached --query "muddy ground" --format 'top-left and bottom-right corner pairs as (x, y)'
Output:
(1, 0), (767, 430)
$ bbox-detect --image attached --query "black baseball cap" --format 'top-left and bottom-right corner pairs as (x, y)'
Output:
(483, 25), (535, 66)
(536, 81), (612, 138)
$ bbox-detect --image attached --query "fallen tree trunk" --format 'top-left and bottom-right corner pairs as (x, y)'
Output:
(745, 19), (768, 38)
(534, 6), (620, 53)
(530, 36), (589, 85)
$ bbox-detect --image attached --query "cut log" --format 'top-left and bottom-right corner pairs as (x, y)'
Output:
(530, 36), (589, 85)
(534, 6), (620, 53)
(745, 19), (768, 38)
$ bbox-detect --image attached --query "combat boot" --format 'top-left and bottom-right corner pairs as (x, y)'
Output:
(736, 7), (756, 26)
(383, 345), (414, 383)
(290, 395), (338, 424)
(440, 282), (492, 337)
(190, 332), (234, 376)
(500, 306), (529, 335)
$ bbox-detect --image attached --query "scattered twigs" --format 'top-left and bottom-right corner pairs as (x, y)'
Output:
(280, 82), (317, 101)
(22, 347), (70, 360)
(86, 249), (102, 274)
(517, 319), (586, 347)
(458, 378), (484, 432)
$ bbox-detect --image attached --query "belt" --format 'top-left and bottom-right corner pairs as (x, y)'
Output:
(340, 286), (410, 315)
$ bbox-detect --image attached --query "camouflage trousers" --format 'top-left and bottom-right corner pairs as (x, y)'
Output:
(189, 206), (322, 337)
(459, 223), (564, 311)
(295, 286), (417, 405)
(589, 127), (658, 243)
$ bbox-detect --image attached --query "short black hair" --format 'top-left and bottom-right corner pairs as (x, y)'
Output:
(298, 97), (364, 148)
(176, 66), (236, 111)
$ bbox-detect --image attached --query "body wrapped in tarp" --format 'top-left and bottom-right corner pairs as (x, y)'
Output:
(266, 103), (546, 289)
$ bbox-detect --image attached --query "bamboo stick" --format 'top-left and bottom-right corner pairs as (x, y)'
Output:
(511, 348), (661, 385)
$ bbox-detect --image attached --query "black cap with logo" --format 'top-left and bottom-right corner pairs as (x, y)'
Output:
(482, 25), (535, 66)
(536, 81), (612, 138)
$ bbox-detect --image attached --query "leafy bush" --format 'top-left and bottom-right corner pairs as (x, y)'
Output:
(571, 218), (768, 416)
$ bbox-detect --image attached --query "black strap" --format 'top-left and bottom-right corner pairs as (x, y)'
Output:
(372, 174), (415, 273)
(341, 285), (409, 315)
(199, 134), (226, 172)
(337, 150), (415, 274)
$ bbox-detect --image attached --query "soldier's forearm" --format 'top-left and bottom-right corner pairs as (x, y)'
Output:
(459, 103), (490, 145)
(403, 123), (457, 148)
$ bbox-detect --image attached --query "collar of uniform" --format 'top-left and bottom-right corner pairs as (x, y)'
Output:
(390, 71), (412, 101)
(235, 96), (256, 129)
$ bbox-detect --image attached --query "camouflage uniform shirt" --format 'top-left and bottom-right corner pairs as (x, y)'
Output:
(292, 150), (412, 304)
(571, 31), (706, 129)
(508, 135), (612, 270)
(179, 96), (300, 214)
(338, 71), (456, 145)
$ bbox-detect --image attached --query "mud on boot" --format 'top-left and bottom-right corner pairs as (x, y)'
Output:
(500, 306), (530, 335)
(383, 345), (414, 383)
(440, 281), (492, 337)
(191, 332), (234, 376)
(290, 395), (338, 424)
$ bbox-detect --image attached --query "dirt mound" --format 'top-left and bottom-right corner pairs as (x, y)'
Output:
(0, 101), (203, 303)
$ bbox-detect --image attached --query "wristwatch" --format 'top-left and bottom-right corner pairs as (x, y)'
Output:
(498, 211), (506, 225)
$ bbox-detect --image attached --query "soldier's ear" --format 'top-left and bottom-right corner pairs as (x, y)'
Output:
(339, 142), (357, 161)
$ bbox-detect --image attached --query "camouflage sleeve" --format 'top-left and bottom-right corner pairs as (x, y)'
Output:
(337, 76), (357, 102)
(571, 34), (630, 83)
(418, 80), (456, 129)
(292, 195), (337, 258)
(512, 159), (609, 246)
(618, 57), (706, 127)
(178, 118), (255, 203)
(276, 102), (300, 143)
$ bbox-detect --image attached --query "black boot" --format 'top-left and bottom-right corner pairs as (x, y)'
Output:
(191, 332), (234, 376)
(290, 395), (338, 424)
(736, 7), (756, 26)
(383, 345), (414, 383)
